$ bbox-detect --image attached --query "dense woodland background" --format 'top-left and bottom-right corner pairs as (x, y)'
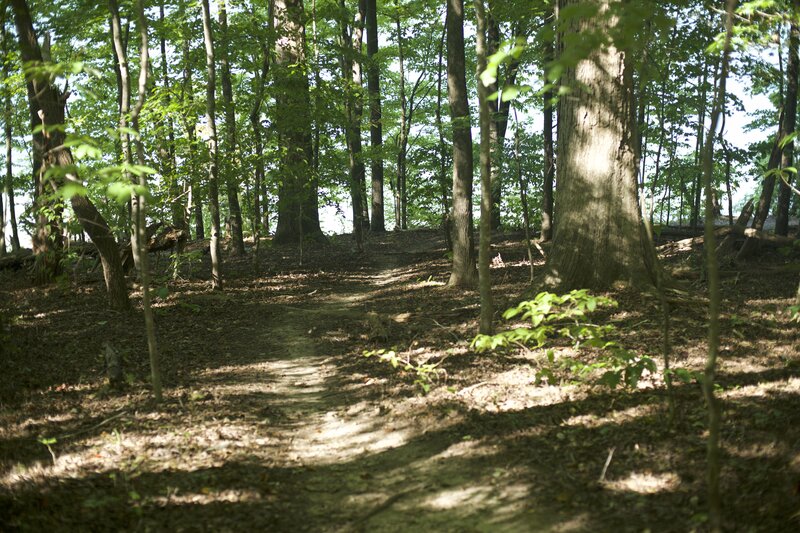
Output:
(0, 0), (799, 531)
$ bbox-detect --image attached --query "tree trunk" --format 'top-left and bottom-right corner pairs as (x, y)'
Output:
(475, 0), (493, 335)
(541, 13), (555, 242)
(200, 0), (223, 289)
(701, 5), (735, 530)
(340, 0), (366, 250)
(435, 15), (451, 248)
(486, 8), (519, 232)
(12, 0), (129, 309)
(446, 0), (476, 288)
(543, 0), (652, 291)
(738, 109), (787, 259)
(690, 62), (709, 230)
(272, 0), (321, 245)
(218, 0), (245, 255)
(181, 21), (204, 241)
(776, 0), (799, 236)
(250, 0), (273, 267)
(114, 0), (163, 401)
(159, 3), (185, 235)
(366, 0), (385, 231)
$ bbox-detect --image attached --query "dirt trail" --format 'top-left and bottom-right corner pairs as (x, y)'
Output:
(201, 244), (563, 531)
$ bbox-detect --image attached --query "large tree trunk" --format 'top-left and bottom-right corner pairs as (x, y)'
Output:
(543, 0), (652, 291)
(776, 0), (799, 236)
(272, 0), (322, 245)
(218, 0), (246, 256)
(366, 0), (385, 231)
(200, 0), (223, 289)
(12, 0), (129, 309)
(446, 0), (476, 288)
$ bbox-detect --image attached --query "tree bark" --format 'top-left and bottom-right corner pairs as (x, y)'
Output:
(543, 0), (652, 291)
(12, 0), (129, 309)
(201, 0), (223, 289)
(475, 0), (494, 335)
(446, 0), (476, 288)
(366, 0), (385, 231)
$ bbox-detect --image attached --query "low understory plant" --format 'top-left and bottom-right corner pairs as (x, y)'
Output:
(472, 290), (657, 389)
(363, 349), (445, 393)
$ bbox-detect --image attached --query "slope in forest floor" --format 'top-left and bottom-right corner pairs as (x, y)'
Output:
(1, 229), (799, 532)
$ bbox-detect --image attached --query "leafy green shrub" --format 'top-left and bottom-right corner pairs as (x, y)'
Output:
(473, 290), (656, 389)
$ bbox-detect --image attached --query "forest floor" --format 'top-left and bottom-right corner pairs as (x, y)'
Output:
(1, 228), (799, 532)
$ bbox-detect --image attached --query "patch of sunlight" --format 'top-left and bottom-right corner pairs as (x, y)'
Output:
(149, 488), (264, 506)
(288, 413), (412, 464)
(421, 483), (529, 511)
(406, 280), (445, 289)
(722, 376), (800, 399)
(551, 514), (592, 532)
(426, 439), (500, 463)
(199, 362), (275, 378)
(725, 441), (784, 460)
(604, 471), (680, 494)
(563, 404), (658, 429)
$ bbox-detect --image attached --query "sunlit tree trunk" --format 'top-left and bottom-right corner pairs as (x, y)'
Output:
(543, 0), (652, 290)
(201, 0), (223, 289)
(446, 0), (476, 288)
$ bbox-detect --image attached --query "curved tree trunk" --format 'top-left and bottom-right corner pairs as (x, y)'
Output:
(12, 0), (129, 309)
(543, 0), (652, 291)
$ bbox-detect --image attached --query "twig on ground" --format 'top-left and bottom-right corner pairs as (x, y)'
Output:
(598, 446), (616, 483)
